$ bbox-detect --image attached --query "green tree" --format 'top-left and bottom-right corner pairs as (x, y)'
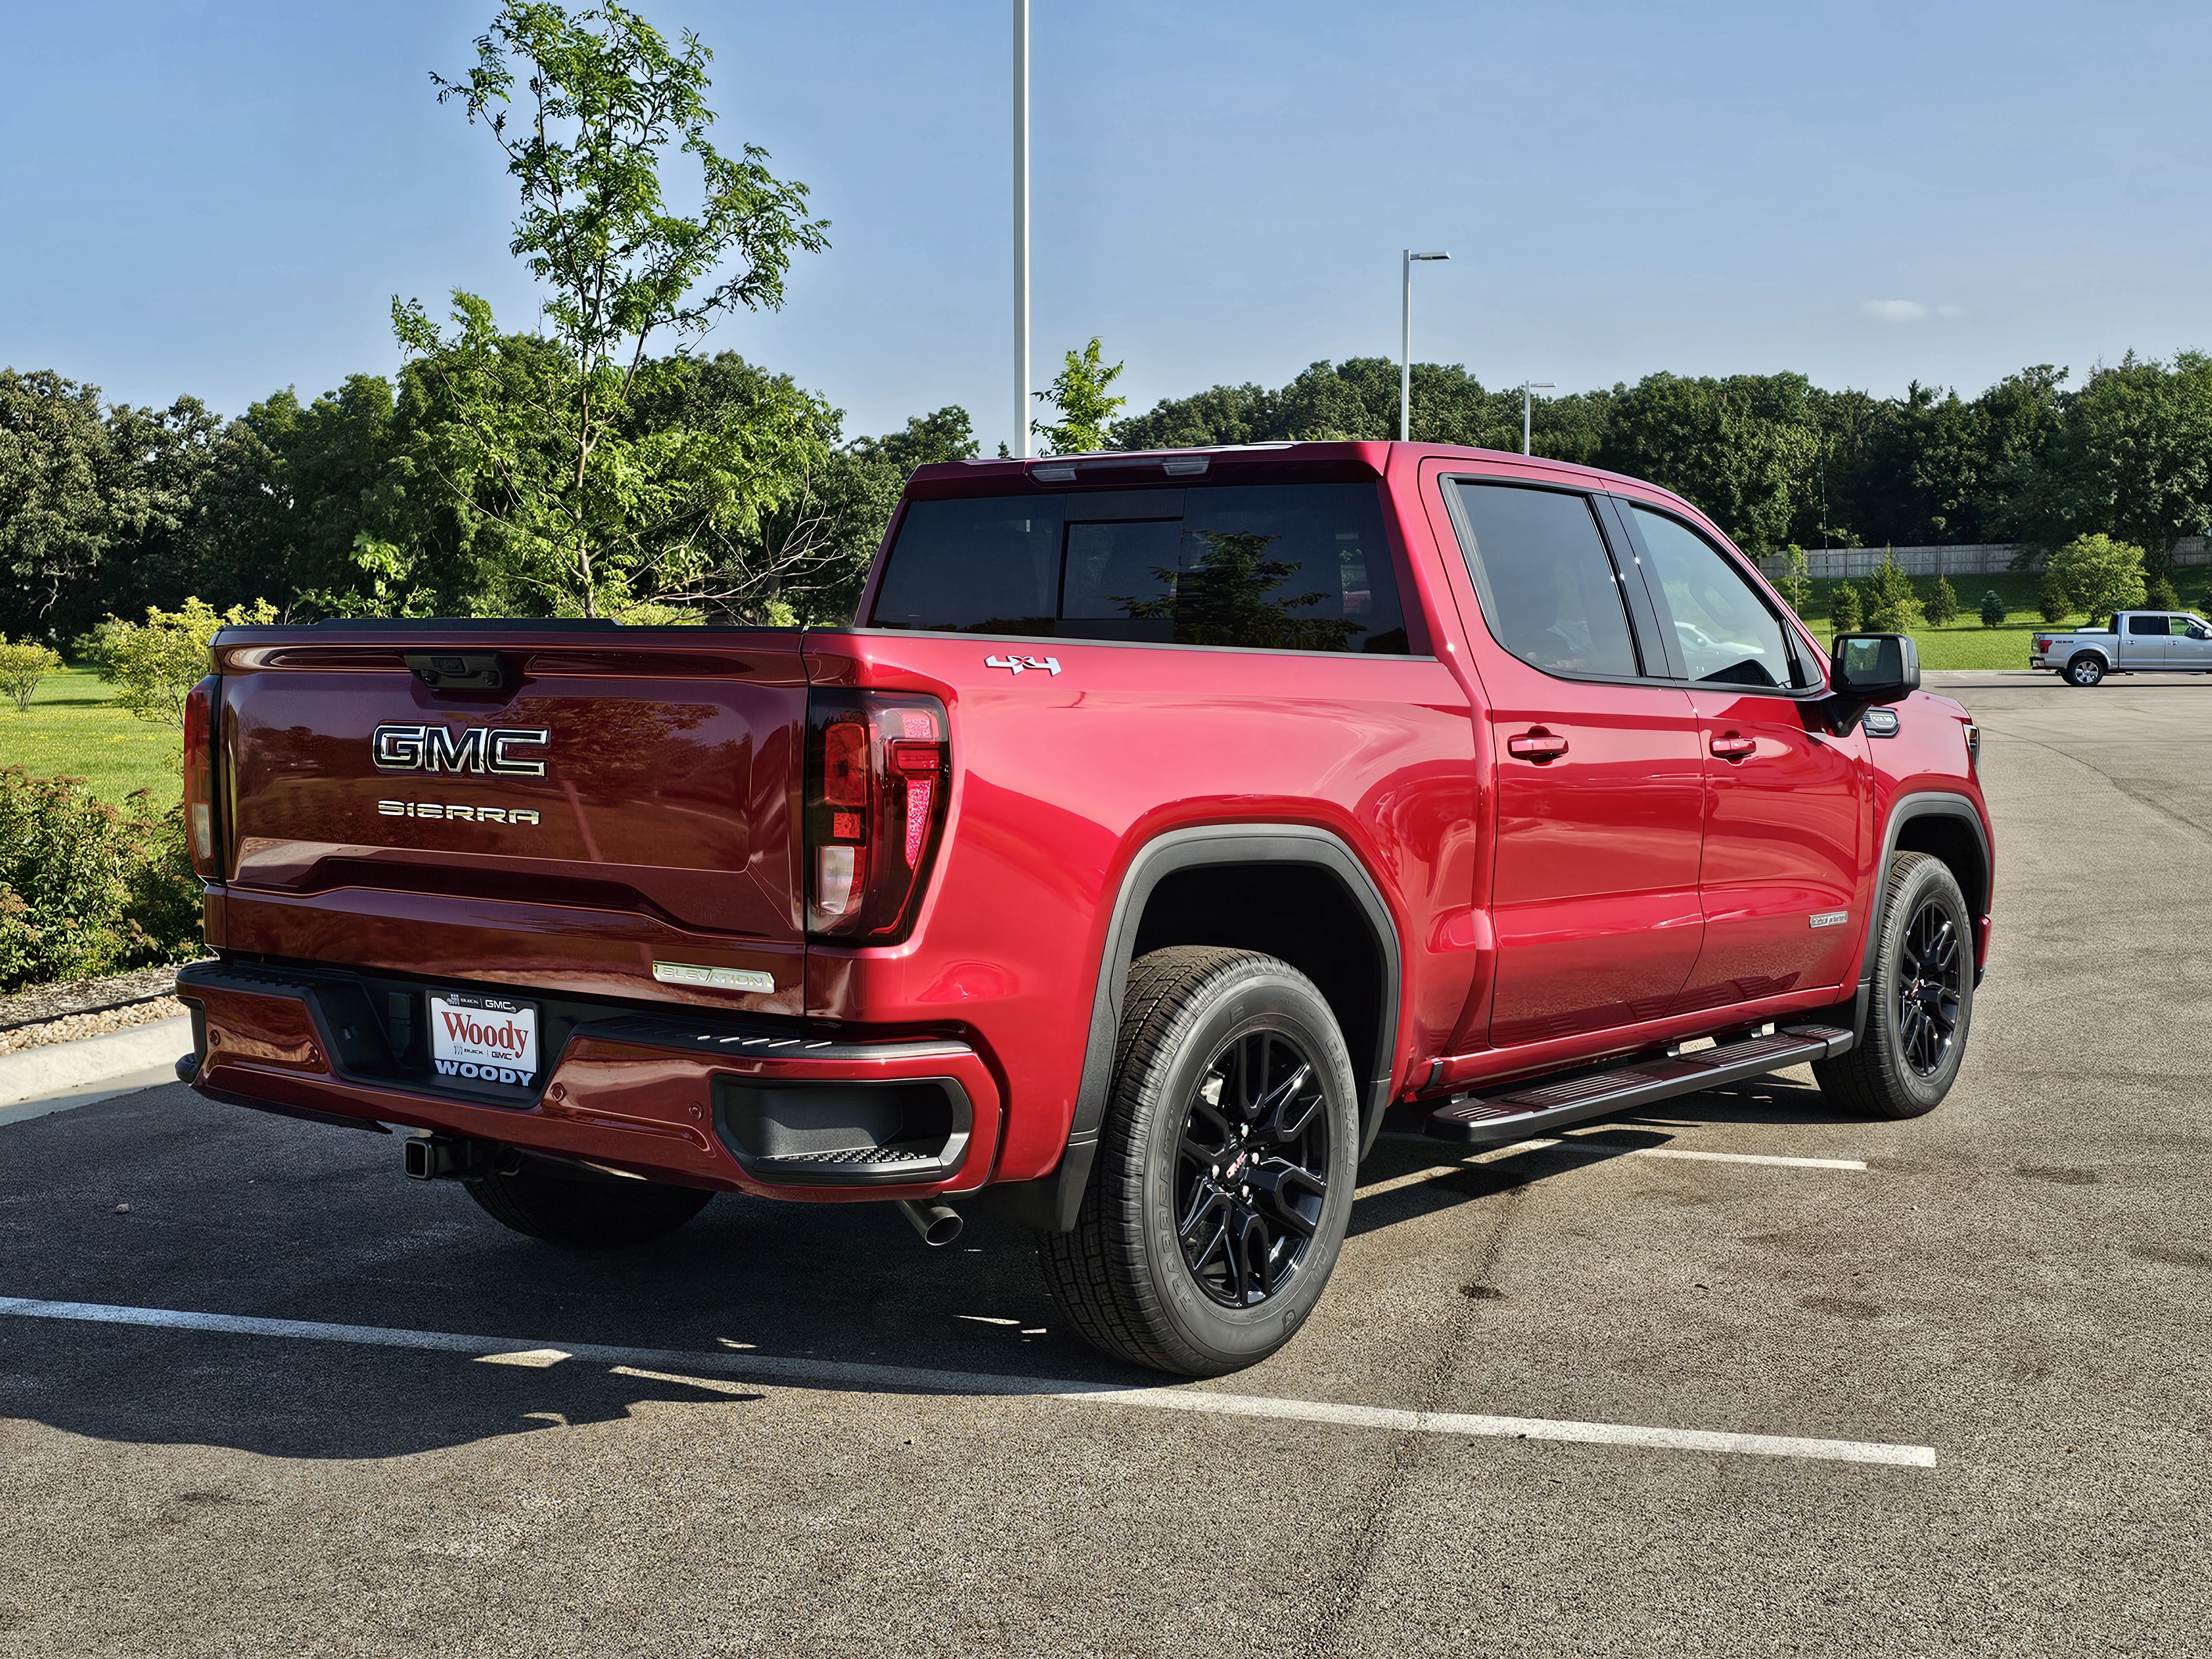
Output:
(1595, 372), (1815, 554)
(1926, 575), (1960, 627)
(2044, 533), (2148, 624)
(0, 640), (60, 713)
(2038, 573), (2073, 623)
(394, 1), (830, 617)
(84, 597), (278, 725)
(1033, 338), (1128, 456)
(1776, 547), (1811, 617)
(1830, 581), (1864, 632)
(2148, 573), (2180, 610)
(1864, 552), (1925, 633)
(0, 370), (117, 629)
(2001, 353), (2212, 566)
(1978, 589), (2006, 628)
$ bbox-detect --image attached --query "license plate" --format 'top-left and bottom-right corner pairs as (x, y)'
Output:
(429, 993), (540, 1088)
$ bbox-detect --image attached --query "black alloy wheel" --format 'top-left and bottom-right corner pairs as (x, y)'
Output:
(1812, 850), (1974, 1120)
(1174, 1029), (1332, 1308)
(1032, 946), (1360, 1376)
(1895, 899), (1964, 1077)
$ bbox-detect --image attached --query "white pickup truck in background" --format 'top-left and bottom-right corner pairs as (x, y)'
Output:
(2032, 610), (2212, 686)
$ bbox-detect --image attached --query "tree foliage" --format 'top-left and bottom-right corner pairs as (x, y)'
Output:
(1863, 552), (1926, 634)
(82, 597), (278, 726)
(1926, 575), (1960, 627)
(2043, 534), (2148, 624)
(0, 640), (61, 713)
(1033, 338), (1128, 456)
(393, 1), (830, 617)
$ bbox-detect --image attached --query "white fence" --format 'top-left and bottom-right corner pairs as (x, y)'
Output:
(1756, 538), (2211, 582)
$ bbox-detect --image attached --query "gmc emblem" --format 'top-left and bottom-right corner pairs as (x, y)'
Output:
(372, 724), (550, 776)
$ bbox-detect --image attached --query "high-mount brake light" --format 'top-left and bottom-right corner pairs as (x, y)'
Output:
(182, 674), (222, 879)
(805, 693), (950, 939)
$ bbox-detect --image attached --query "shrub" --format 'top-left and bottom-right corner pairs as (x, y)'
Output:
(2038, 575), (2073, 624)
(1865, 552), (1924, 634)
(0, 769), (202, 991)
(1979, 590), (2006, 628)
(2044, 534), (2147, 626)
(2148, 574), (2180, 611)
(1776, 546), (1811, 617)
(1926, 576), (1960, 627)
(1831, 581), (1864, 632)
(82, 596), (278, 726)
(0, 640), (62, 712)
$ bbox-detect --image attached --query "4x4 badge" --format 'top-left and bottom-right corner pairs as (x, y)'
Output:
(985, 654), (1061, 676)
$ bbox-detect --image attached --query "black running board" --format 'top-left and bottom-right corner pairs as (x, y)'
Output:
(1423, 1025), (1854, 1146)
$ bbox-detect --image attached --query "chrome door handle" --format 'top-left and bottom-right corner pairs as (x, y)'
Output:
(1710, 733), (1756, 761)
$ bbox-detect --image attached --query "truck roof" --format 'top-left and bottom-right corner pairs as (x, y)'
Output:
(901, 440), (1669, 504)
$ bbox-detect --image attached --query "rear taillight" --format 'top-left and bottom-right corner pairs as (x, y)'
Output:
(806, 692), (950, 939)
(182, 674), (222, 880)
(2033, 637), (2051, 652)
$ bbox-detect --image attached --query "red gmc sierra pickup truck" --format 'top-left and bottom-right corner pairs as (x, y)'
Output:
(176, 441), (1991, 1376)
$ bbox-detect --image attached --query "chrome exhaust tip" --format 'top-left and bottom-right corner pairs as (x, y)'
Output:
(896, 1198), (963, 1247)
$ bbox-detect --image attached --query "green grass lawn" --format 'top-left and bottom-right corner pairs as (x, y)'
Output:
(1789, 570), (2060, 671)
(0, 667), (181, 805)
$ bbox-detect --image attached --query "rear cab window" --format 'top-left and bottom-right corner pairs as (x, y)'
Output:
(870, 483), (1411, 654)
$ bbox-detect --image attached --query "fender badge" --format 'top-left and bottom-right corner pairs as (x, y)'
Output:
(653, 962), (776, 993)
(1808, 910), (1849, 929)
(985, 653), (1061, 676)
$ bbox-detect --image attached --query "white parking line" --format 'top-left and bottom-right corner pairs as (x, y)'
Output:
(0, 1296), (1934, 1469)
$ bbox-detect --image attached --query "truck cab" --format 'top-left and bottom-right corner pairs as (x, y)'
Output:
(2033, 610), (2212, 684)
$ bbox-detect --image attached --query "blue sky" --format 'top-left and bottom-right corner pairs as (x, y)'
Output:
(4, 1), (2208, 451)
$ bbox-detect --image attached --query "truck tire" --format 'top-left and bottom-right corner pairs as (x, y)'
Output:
(465, 1161), (713, 1248)
(2065, 653), (2105, 686)
(1034, 947), (1359, 1377)
(1812, 852), (1973, 1120)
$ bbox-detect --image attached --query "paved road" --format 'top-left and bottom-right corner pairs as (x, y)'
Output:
(3, 680), (2208, 1657)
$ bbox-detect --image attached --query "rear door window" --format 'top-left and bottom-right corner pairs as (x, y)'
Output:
(1445, 482), (1641, 678)
(870, 482), (1411, 654)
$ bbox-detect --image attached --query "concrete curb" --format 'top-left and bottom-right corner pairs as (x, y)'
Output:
(0, 1018), (191, 1114)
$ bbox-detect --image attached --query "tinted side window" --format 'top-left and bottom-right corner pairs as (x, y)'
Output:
(870, 482), (1410, 654)
(2128, 614), (2164, 635)
(1448, 483), (1640, 678)
(870, 497), (1063, 634)
(1628, 507), (1804, 689)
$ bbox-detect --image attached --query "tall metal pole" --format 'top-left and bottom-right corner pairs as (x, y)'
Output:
(1399, 251), (1412, 442)
(1399, 252), (1448, 442)
(1520, 381), (1553, 455)
(1014, 1), (1030, 460)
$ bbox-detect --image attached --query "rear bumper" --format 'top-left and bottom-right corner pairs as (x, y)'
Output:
(175, 960), (1002, 1202)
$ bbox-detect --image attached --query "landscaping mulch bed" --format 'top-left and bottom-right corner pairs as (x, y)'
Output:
(0, 963), (205, 1056)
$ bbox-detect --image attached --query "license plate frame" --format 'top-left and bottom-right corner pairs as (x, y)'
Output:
(428, 992), (541, 1089)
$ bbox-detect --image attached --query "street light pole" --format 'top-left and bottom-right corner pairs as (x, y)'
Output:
(1014, 0), (1030, 460)
(1520, 380), (1554, 455)
(1399, 251), (1450, 441)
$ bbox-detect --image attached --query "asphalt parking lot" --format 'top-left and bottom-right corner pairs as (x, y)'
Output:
(3, 672), (2208, 1658)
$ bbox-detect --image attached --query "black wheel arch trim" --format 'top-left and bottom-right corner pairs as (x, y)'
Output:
(1857, 791), (1991, 1020)
(990, 823), (1403, 1233)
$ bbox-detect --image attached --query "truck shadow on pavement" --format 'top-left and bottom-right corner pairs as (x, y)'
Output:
(0, 1075), (1888, 1463)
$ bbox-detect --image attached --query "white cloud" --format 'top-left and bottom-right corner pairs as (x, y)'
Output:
(1860, 299), (1931, 322)
(1937, 303), (1966, 317)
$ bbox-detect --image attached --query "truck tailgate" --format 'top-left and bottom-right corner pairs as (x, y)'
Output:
(211, 629), (807, 1013)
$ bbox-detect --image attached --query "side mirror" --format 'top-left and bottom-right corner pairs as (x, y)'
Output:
(1820, 633), (1919, 735)
(1830, 633), (1919, 702)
